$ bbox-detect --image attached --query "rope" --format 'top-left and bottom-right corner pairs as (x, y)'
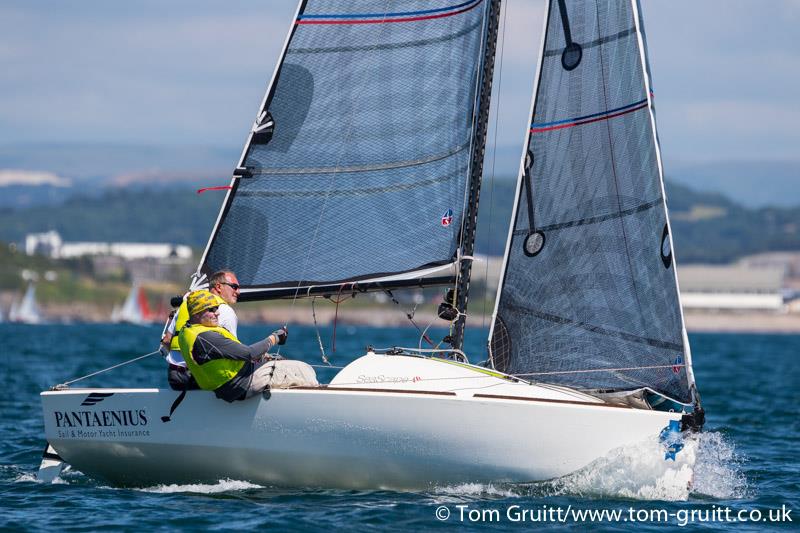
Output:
(330, 285), (349, 354)
(513, 363), (687, 377)
(310, 297), (331, 365)
(53, 350), (162, 389)
(385, 290), (435, 347)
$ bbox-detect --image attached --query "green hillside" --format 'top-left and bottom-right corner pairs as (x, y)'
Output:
(0, 187), (221, 245)
(0, 181), (798, 264)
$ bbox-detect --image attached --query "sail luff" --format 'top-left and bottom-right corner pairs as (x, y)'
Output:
(451, 0), (503, 350)
(195, 0), (308, 277)
(487, 0), (552, 356)
(629, 0), (698, 403)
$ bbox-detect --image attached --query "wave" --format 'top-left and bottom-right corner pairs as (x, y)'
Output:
(428, 430), (747, 502)
(137, 479), (264, 494)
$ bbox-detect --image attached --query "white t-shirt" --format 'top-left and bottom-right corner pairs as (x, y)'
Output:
(167, 302), (238, 367)
(216, 303), (238, 338)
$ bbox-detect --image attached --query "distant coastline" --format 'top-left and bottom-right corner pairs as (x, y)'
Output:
(13, 300), (800, 334)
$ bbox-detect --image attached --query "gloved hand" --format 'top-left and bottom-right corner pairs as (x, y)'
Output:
(158, 344), (170, 357)
(270, 327), (288, 346)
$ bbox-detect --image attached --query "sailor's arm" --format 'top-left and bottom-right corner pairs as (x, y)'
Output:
(192, 328), (287, 363)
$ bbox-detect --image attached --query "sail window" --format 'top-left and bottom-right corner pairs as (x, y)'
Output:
(561, 42), (582, 71)
(661, 224), (673, 268)
(523, 231), (545, 257)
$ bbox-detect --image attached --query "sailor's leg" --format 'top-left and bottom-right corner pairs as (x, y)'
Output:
(269, 360), (319, 388)
(246, 360), (318, 397)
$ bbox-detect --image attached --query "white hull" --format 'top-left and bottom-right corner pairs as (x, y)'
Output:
(41, 353), (683, 489)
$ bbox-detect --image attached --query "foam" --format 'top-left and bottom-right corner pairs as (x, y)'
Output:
(14, 472), (68, 485)
(690, 431), (749, 499)
(138, 479), (263, 494)
(542, 434), (698, 501)
(430, 482), (519, 501)
(428, 430), (748, 502)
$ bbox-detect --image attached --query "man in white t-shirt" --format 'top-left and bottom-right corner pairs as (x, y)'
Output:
(208, 270), (240, 336)
(160, 270), (242, 390)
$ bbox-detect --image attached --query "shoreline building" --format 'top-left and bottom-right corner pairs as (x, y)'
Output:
(678, 265), (785, 312)
(23, 231), (193, 282)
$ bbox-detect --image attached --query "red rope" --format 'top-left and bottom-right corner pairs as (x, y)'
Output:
(197, 185), (232, 194)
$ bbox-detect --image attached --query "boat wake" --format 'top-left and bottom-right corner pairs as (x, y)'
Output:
(136, 479), (264, 494)
(14, 472), (67, 485)
(539, 433), (699, 501)
(429, 482), (520, 501)
(688, 431), (749, 499)
(430, 431), (747, 502)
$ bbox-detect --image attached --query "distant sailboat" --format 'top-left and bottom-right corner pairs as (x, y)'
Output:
(112, 283), (155, 325)
(9, 283), (43, 324)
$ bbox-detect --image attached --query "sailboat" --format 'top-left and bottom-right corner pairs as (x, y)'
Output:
(112, 283), (155, 325)
(39, 0), (703, 488)
(10, 282), (43, 324)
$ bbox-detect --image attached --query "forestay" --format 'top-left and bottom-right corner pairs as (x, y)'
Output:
(198, 0), (494, 300)
(490, 0), (695, 405)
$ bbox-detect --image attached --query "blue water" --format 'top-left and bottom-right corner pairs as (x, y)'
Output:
(1, 324), (798, 531)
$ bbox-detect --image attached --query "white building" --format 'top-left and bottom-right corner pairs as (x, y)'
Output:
(24, 231), (192, 261)
(678, 265), (785, 312)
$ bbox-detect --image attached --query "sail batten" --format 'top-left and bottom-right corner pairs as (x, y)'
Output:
(199, 0), (496, 298)
(490, 0), (695, 405)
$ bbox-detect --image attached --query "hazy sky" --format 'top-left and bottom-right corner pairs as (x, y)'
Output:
(1, 0), (797, 167)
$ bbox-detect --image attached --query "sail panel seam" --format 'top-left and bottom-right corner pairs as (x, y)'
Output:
(504, 302), (684, 352)
(297, 0), (484, 25)
(512, 197), (661, 234)
(288, 20), (481, 55)
(530, 99), (648, 132)
(238, 167), (466, 199)
(246, 143), (470, 175)
(543, 27), (636, 56)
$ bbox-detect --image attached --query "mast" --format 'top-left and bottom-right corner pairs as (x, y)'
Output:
(451, 0), (503, 350)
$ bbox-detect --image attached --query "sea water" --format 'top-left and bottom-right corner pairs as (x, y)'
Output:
(1, 324), (797, 531)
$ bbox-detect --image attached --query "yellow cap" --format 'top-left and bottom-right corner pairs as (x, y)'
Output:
(187, 290), (219, 317)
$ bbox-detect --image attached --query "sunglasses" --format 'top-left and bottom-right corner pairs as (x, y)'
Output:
(205, 306), (219, 314)
(219, 282), (240, 290)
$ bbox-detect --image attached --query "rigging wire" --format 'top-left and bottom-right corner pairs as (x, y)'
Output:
(482, 0), (510, 331)
(455, 0), (494, 277)
(52, 350), (162, 389)
(384, 290), (435, 347)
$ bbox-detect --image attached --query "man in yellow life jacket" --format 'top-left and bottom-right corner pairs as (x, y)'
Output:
(178, 290), (318, 402)
(160, 270), (241, 390)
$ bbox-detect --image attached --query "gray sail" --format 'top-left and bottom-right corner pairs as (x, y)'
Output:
(199, 0), (495, 300)
(490, 0), (694, 404)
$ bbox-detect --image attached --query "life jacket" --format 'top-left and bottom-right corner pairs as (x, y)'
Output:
(169, 295), (226, 351)
(178, 323), (244, 391)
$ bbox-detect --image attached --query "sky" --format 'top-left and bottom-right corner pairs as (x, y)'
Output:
(0, 0), (798, 169)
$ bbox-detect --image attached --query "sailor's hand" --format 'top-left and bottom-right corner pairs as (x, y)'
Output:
(269, 327), (288, 346)
(158, 344), (170, 357)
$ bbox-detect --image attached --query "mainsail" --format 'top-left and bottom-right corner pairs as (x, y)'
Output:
(198, 0), (500, 301)
(490, 0), (696, 405)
